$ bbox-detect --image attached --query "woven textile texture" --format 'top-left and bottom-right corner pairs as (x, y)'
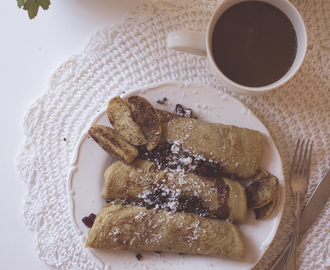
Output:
(17, 0), (330, 269)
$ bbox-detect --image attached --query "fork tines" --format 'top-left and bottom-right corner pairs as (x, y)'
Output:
(291, 138), (313, 179)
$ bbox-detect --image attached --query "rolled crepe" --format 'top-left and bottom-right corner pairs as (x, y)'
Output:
(85, 202), (245, 260)
(101, 158), (247, 222)
(156, 110), (263, 179)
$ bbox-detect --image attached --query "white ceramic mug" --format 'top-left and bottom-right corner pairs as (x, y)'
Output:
(167, 0), (307, 95)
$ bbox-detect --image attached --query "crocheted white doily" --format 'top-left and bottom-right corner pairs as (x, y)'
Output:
(17, 0), (330, 269)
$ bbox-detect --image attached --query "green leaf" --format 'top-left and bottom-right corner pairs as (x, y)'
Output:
(23, 0), (39, 19)
(17, 0), (25, 8)
(17, 0), (51, 19)
(37, 0), (50, 10)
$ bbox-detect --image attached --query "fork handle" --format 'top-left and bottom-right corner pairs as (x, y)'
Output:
(284, 192), (303, 270)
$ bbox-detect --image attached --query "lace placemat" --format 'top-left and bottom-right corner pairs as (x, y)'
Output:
(17, 0), (330, 269)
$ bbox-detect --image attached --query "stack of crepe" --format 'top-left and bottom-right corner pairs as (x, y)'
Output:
(85, 103), (264, 261)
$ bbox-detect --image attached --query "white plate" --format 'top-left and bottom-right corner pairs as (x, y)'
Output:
(67, 81), (284, 270)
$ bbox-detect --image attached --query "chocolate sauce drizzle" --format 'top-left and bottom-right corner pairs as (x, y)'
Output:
(137, 141), (223, 178)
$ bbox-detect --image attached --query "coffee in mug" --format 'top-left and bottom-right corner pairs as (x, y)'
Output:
(167, 0), (307, 95)
(212, 1), (297, 87)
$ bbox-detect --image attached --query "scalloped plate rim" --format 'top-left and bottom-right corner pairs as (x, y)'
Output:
(67, 80), (284, 270)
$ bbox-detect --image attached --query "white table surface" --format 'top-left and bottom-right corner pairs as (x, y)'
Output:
(0, 1), (139, 269)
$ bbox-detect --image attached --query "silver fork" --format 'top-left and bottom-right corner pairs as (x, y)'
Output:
(284, 138), (313, 270)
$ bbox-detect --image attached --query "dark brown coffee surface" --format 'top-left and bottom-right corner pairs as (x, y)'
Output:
(212, 1), (297, 87)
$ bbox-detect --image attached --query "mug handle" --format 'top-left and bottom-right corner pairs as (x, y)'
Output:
(166, 30), (207, 56)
